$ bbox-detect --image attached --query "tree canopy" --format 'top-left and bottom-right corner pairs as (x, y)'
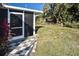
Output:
(43, 3), (79, 25)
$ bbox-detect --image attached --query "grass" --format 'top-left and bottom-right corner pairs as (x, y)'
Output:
(34, 24), (79, 56)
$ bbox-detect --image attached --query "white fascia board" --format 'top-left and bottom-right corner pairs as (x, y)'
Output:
(2, 4), (43, 13)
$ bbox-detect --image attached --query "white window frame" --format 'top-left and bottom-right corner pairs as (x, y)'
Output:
(33, 13), (36, 36)
(8, 10), (24, 41)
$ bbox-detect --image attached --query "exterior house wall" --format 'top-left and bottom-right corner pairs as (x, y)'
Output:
(0, 8), (8, 40)
(0, 7), (34, 40)
(0, 4), (42, 56)
(0, 8), (8, 23)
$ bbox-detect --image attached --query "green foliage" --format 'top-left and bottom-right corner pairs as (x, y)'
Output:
(63, 22), (72, 28)
(36, 14), (45, 25)
(64, 22), (79, 29)
(43, 3), (79, 28)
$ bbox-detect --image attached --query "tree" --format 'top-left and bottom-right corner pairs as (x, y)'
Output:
(43, 3), (79, 26)
(43, 3), (57, 23)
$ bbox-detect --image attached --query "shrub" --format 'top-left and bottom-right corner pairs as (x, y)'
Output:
(64, 22), (72, 28)
(74, 23), (79, 28)
(64, 22), (79, 29)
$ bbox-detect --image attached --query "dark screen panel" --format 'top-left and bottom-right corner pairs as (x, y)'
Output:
(11, 28), (22, 37)
(24, 12), (33, 37)
(10, 14), (22, 27)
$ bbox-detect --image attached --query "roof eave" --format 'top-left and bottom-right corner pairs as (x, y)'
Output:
(2, 4), (43, 13)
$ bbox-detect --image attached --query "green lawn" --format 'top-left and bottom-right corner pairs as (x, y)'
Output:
(35, 24), (79, 56)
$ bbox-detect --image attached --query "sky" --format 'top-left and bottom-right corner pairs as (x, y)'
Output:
(7, 3), (44, 11)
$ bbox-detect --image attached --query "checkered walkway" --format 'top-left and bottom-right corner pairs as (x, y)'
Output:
(5, 36), (36, 56)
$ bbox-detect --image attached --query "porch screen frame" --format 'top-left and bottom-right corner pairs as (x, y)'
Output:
(8, 9), (24, 41)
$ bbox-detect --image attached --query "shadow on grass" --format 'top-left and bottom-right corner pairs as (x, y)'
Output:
(35, 25), (44, 34)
